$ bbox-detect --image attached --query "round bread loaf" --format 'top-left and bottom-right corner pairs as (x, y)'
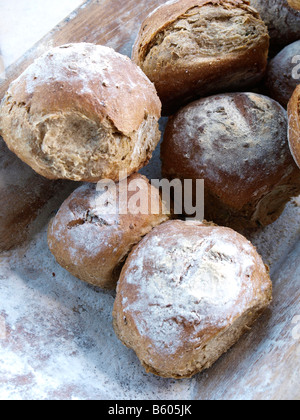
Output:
(48, 174), (170, 290)
(113, 220), (272, 379)
(265, 41), (300, 108)
(250, 0), (300, 53)
(161, 92), (300, 230)
(288, 85), (300, 168)
(0, 43), (161, 182)
(132, 0), (269, 115)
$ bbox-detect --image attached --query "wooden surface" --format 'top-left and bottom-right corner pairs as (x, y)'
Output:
(0, 0), (299, 400)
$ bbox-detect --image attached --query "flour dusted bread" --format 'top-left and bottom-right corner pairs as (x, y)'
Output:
(250, 0), (300, 52)
(132, 0), (269, 114)
(161, 92), (300, 230)
(0, 43), (161, 182)
(48, 174), (170, 290)
(113, 220), (272, 379)
(288, 85), (300, 168)
(265, 41), (300, 108)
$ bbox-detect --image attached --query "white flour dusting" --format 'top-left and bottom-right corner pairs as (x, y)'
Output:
(8, 43), (153, 113)
(0, 156), (299, 400)
(21, 43), (127, 96)
(0, 28), (299, 400)
(122, 224), (257, 355)
(168, 93), (291, 189)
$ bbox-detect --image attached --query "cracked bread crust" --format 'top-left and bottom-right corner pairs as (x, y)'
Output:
(47, 174), (170, 290)
(0, 43), (162, 182)
(113, 220), (272, 379)
(132, 0), (269, 115)
(288, 85), (300, 169)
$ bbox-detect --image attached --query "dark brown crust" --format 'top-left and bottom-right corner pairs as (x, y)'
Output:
(265, 41), (300, 108)
(161, 92), (300, 229)
(288, 85), (300, 168)
(132, 0), (269, 114)
(250, 0), (300, 54)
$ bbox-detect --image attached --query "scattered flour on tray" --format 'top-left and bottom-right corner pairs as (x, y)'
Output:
(0, 190), (299, 399)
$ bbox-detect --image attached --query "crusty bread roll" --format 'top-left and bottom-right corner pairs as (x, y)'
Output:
(48, 174), (170, 290)
(161, 92), (300, 230)
(265, 41), (300, 108)
(132, 0), (269, 115)
(288, 85), (300, 169)
(250, 0), (300, 53)
(113, 220), (272, 379)
(0, 43), (161, 182)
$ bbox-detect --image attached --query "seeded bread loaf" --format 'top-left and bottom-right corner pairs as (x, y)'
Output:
(132, 0), (269, 114)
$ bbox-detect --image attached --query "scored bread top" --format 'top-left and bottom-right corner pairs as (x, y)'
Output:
(132, 0), (269, 115)
(132, 0), (266, 65)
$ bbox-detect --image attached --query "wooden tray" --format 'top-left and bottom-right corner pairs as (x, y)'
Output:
(0, 0), (299, 400)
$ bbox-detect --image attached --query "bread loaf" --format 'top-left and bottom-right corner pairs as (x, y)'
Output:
(48, 174), (170, 290)
(132, 0), (269, 114)
(161, 92), (300, 229)
(0, 43), (162, 182)
(113, 220), (272, 379)
(265, 41), (300, 108)
(250, 0), (300, 53)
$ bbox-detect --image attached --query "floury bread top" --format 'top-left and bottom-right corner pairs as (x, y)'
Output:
(0, 43), (162, 182)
